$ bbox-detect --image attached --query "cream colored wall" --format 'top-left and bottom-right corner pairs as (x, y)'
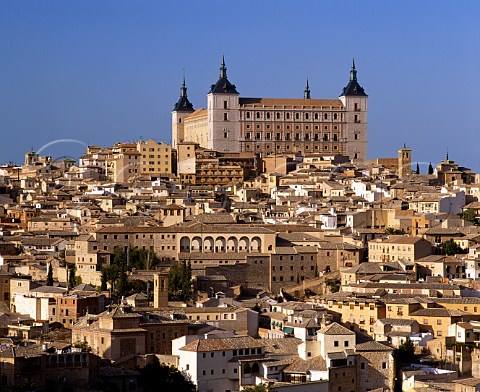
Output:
(184, 111), (208, 148)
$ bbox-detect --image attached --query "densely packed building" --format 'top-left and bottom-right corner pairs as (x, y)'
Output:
(1, 65), (480, 391)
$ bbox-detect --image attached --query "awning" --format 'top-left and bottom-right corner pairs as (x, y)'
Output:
(283, 327), (294, 334)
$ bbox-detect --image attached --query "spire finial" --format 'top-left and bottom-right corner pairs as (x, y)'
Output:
(350, 58), (357, 81)
(446, 148), (449, 160)
(304, 78), (311, 99)
(180, 74), (187, 98)
(220, 55), (227, 79)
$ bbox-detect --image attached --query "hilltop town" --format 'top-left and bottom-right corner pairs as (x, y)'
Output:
(0, 61), (480, 392)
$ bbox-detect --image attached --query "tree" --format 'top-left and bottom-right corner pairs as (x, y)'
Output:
(46, 262), (54, 286)
(138, 361), (196, 392)
(415, 162), (420, 174)
(459, 209), (480, 226)
(128, 247), (159, 270)
(168, 261), (192, 302)
(428, 162), (434, 175)
(443, 239), (467, 256)
(396, 338), (416, 364)
(68, 265), (77, 289)
(100, 270), (108, 291)
(386, 227), (405, 235)
(325, 278), (341, 293)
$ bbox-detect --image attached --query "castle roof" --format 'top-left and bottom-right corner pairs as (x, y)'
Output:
(209, 56), (239, 94)
(173, 77), (195, 112)
(340, 59), (367, 97)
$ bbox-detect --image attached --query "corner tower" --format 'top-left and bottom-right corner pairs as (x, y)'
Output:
(172, 77), (195, 149)
(339, 59), (368, 161)
(207, 56), (241, 152)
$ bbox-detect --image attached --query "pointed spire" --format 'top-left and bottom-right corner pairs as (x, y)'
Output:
(350, 58), (357, 81)
(180, 75), (187, 98)
(304, 78), (311, 99)
(173, 74), (194, 112)
(219, 55), (227, 79)
(446, 148), (449, 160)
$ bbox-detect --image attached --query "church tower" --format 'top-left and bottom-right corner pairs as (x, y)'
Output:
(339, 59), (368, 161)
(398, 145), (412, 179)
(207, 56), (241, 152)
(171, 77), (195, 149)
(153, 272), (169, 308)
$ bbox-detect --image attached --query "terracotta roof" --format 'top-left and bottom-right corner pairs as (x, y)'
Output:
(410, 308), (470, 317)
(318, 322), (355, 336)
(355, 341), (393, 352)
(239, 97), (343, 108)
(180, 336), (262, 352)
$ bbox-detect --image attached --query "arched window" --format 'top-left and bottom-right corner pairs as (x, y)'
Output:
(244, 364), (252, 374)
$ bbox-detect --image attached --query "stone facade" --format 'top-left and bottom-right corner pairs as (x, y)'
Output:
(173, 59), (368, 161)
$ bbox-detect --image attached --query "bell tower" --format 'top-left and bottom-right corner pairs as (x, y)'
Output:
(398, 145), (412, 179)
(172, 76), (195, 148)
(153, 272), (169, 308)
(207, 56), (240, 152)
(339, 59), (368, 161)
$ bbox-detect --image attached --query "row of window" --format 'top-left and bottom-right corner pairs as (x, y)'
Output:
(103, 234), (176, 240)
(141, 147), (170, 152)
(273, 265), (314, 271)
(245, 132), (341, 141)
(245, 124), (340, 131)
(244, 111), (342, 120)
(272, 275), (306, 282)
(142, 154), (170, 158)
(244, 144), (341, 152)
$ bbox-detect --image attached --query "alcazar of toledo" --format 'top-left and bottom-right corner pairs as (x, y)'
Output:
(172, 57), (368, 161)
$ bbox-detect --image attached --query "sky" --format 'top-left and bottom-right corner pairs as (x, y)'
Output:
(1, 1), (479, 172)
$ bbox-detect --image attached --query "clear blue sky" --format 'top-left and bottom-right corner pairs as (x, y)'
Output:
(1, 1), (479, 172)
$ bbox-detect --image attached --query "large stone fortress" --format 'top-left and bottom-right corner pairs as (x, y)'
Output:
(172, 57), (368, 160)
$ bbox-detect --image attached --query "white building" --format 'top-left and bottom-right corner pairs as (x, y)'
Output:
(174, 335), (264, 392)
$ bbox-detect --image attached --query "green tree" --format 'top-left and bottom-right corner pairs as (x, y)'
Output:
(325, 278), (341, 293)
(415, 162), (420, 174)
(168, 261), (192, 302)
(139, 361), (196, 392)
(46, 262), (54, 286)
(102, 263), (119, 293)
(100, 270), (108, 291)
(129, 247), (159, 270)
(444, 239), (467, 255)
(396, 338), (416, 364)
(386, 227), (405, 235)
(459, 209), (480, 226)
(428, 162), (434, 175)
(68, 265), (77, 289)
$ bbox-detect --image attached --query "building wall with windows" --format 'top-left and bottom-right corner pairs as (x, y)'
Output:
(173, 60), (368, 161)
(136, 139), (173, 176)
